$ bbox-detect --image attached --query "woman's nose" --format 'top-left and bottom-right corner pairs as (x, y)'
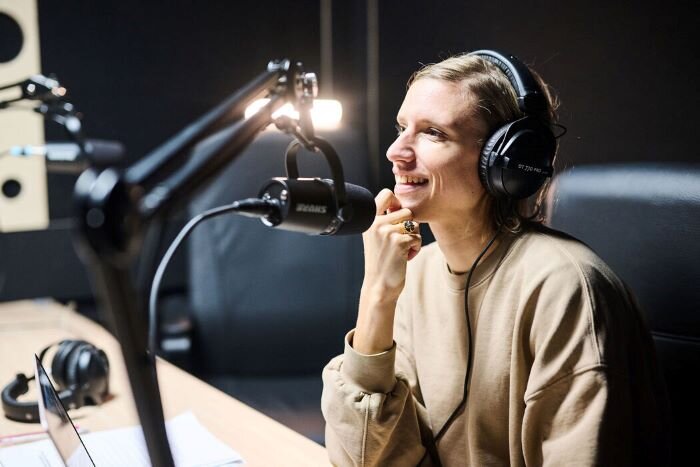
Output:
(386, 133), (415, 164)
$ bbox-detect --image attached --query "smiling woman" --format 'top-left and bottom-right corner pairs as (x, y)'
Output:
(387, 77), (490, 228)
(321, 50), (669, 466)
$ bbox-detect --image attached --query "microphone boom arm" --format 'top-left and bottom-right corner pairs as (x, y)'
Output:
(72, 59), (317, 467)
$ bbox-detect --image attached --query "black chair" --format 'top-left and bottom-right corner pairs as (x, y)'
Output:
(186, 129), (368, 444)
(545, 163), (700, 465)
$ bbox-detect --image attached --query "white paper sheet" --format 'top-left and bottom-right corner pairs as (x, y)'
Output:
(0, 411), (244, 467)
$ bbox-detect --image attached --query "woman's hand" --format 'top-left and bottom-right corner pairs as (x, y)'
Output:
(362, 189), (422, 299)
(353, 189), (422, 354)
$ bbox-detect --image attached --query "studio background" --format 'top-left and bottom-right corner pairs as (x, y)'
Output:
(1, 0), (697, 444)
(4, 0), (693, 301)
(37, 0), (699, 178)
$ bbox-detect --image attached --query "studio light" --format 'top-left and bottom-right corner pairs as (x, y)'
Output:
(245, 98), (342, 130)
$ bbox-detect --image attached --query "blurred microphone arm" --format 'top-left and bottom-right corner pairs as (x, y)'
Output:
(0, 74), (67, 107)
(72, 59), (319, 467)
(0, 74), (86, 150)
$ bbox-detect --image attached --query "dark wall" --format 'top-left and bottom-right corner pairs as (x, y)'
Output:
(36, 0), (698, 207)
(375, 0), (699, 186)
(1, 0), (327, 302)
(37, 0), (370, 215)
(2, 0), (697, 302)
(38, 0), (323, 163)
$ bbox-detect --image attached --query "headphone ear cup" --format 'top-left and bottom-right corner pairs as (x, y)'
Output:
(479, 118), (556, 199)
(82, 348), (110, 405)
(499, 119), (555, 199)
(51, 339), (80, 389)
(71, 344), (110, 405)
(65, 342), (90, 389)
(478, 124), (510, 197)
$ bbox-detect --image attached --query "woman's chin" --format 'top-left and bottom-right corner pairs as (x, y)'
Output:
(395, 195), (425, 217)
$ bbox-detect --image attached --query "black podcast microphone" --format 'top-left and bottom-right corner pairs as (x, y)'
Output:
(231, 134), (376, 235)
(235, 177), (375, 236)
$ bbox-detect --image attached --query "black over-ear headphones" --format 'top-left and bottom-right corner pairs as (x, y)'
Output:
(469, 49), (557, 199)
(1, 339), (110, 422)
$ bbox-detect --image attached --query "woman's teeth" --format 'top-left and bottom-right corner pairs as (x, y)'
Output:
(396, 175), (428, 184)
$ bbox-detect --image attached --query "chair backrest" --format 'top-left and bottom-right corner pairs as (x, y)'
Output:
(545, 163), (700, 464)
(187, 129), (368, 376)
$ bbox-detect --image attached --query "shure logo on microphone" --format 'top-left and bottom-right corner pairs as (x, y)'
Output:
(296, 203), (327, 214)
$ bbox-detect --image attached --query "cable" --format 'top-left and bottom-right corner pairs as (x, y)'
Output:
(434, 228), (502, 442)
(147, 197), (278, 356)
(553, 122), (568, 139)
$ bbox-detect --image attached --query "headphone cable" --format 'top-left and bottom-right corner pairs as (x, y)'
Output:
(433, 227), (501, 442)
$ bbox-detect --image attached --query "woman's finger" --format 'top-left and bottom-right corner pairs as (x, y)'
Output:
(375, 189), (402, 215)
(395, 219), (419, 235)
(407, 235), (422, 261)
(380, 208), (414, 225)
(392, 225), (421, 260)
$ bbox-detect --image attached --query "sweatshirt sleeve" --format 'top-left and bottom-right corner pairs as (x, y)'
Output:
(522, 367), (611, 466)
(321, 330), (431, 467)
(519, 251), (670, 466)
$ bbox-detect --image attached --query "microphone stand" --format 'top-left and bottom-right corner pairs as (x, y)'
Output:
(72, 59), (317, 467)
(0, 74), (86, 155)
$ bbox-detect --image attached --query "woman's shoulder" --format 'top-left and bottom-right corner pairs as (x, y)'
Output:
(506, 223), (622, 289)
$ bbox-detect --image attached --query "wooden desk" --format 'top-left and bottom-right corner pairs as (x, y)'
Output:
(0, 300), (329, 465)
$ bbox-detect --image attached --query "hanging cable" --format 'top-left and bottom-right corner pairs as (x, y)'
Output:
(435, 228), (502, 440)
(147, 197), (278, 356)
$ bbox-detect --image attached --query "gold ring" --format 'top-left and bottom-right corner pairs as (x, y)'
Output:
(400, 220), (417, 234)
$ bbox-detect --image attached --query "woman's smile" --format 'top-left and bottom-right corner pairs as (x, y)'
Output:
(394, 174), (429, 194)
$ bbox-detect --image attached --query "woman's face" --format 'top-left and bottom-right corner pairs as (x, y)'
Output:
(387, 78), (489, 223)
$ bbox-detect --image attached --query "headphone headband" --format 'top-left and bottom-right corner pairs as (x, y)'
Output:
(468, 49), (548, 117)
(1, 372), (79, 422)
(469, 49), (558, 199)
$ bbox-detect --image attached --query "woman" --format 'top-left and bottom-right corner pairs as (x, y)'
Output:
(321, 51), (669, 466)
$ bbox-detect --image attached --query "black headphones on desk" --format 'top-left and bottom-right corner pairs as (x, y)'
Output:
(468, 49), (557, 199)
(1, 339), (110, 422)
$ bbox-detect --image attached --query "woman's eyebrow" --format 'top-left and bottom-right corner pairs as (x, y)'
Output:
(415, 117), (462, 135)
(399, 115), (451, 129)
(395, 112), (466, 135)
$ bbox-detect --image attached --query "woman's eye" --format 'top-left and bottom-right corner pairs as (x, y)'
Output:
(425, 128), (446, 140)
(394, 124), (405, 136)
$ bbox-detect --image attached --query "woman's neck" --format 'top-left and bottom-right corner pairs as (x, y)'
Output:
(429, 214), (498, 274)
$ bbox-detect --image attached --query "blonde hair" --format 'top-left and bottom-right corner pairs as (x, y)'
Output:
(408, 53), (560, 233)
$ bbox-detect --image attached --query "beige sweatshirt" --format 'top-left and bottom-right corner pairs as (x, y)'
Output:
(322, 226), (669, 466)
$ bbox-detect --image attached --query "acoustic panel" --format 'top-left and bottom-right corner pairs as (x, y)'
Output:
(0, 0), (48, 232)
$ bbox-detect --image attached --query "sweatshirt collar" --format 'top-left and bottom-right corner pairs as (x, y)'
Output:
(442, 230), (518, 291)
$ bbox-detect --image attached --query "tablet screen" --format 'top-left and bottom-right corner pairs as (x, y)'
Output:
(35, 354), (95, 467)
